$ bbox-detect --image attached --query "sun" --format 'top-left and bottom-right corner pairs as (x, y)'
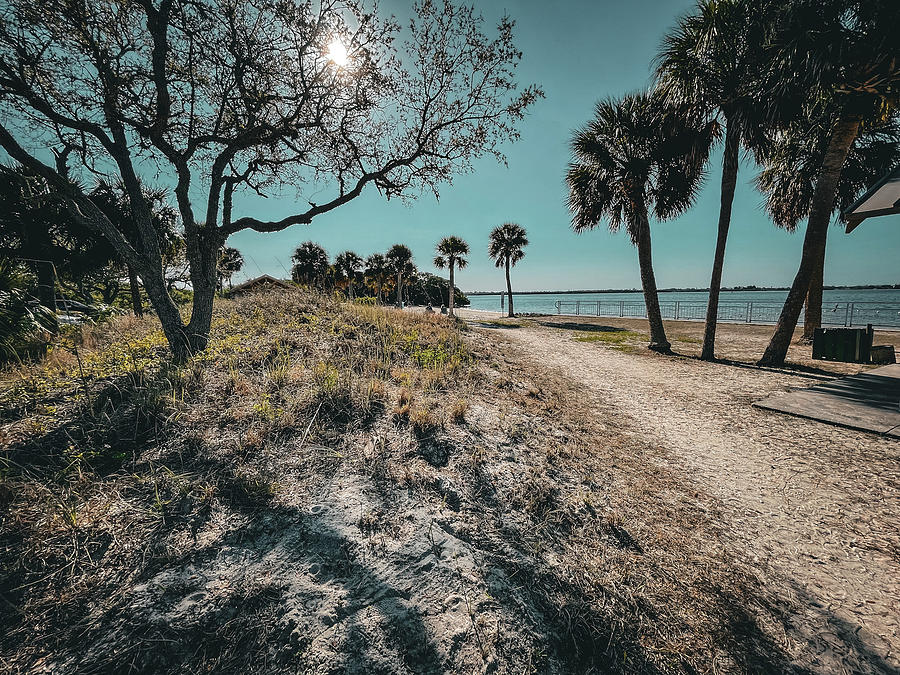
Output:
(327, 39), (349, 67)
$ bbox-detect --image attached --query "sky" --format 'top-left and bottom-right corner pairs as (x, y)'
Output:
(219, 1), (898, 290)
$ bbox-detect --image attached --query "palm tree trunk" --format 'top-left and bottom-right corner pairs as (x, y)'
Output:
(396, 272), (402, 306)
(802, 252), (825, 341)
(505, 257), (514, 318)
(701, 124), (740, 361)
(376, 281), (382, 305)
(128, 266), (143, 317)
(448, 261), (455, 316)
(634, 209), (670, 353)
(759, 115), (860, 367)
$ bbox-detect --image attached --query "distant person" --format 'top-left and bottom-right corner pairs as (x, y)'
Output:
(425, 304), (434, 314)
(440, 304), (447, 315)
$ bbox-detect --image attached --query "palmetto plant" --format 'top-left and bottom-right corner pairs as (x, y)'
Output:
(386, 244), (415, 306)
(656, 0), (772, 360)
(433, 236), (469, 316)
(291, 242), (330, 289)
(487, 223), (528, 318)
(756, 108), (900, 339)
(334, 250), (363, 299)
(567, 91), (716, 352)
(364, 253), (390, 304)
(0, 259), (58, 362)
(759, 0), (900, 366)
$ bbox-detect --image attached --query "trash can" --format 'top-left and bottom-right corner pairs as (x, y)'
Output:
(812, 324), (874, 363)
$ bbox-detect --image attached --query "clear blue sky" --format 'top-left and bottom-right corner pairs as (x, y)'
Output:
(230, 1), (899, 290)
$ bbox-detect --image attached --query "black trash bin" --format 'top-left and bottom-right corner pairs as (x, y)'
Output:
(812, 324), (874, 363)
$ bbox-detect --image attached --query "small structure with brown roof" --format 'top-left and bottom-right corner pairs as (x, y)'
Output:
(229, 274), (294, 295)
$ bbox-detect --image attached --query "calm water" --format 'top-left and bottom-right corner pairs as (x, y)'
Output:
(466, 288), (900, 328)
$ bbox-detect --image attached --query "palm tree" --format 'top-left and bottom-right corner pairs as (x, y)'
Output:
(432, 236), (469, 316)
(291, 241), (329, 289)
(567, 91), (716, 353)
(217, 247), (244, 291)
(656, 0), (771, 360)
(334, 250), (363, 299)
(386, 244), (414, 307)
(488, 223), (528, 317)
(756, 107), (900, 339)
(0, 259), (57, 362)
(759, 0), (900, 366)
(364, 253), (390, 304)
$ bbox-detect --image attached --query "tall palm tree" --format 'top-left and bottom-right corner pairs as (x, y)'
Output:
(334, 250), (363, 299)
(487, 223), (528, 317)
(291, 241), (329, 289)
(386, 244), (414, 307)
(756, 107), (900, 339)
(759, 0), (900, 366)
(567, 91), (716, 353)
(432, 236), (469, 316)
(365, 253), (389, 304)
(656, 0), (771, 360)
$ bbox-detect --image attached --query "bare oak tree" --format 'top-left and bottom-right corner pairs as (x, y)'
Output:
(0, 0), (540, 359)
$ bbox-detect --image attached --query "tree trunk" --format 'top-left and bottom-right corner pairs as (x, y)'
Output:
(397, 272), (403, 307)
(701, 123), (740, 361)
(802, 251), (825, 341)
(128, 266), (143, 317)
(634, 209), (670, 353)
(759, 115), (860, 367)
(376, 281), (382, 305)
(505, 258), (514, 318)
(448, 261), (455, 316)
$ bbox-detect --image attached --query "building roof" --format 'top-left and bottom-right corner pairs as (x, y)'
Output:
(230, 274), (294, 294)
(844, 165), (900, 233)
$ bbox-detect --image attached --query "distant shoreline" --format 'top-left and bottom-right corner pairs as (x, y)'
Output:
(466, 284), (900, 296)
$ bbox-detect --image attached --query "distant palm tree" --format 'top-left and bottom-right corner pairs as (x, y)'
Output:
(217, 246), (244, 291)
(433, 236), (469, 316)
(656, 0), (771, 360)
(759, 0), (900, 366)
(365, 253), (390, 304)
(756, 108), (900, 339)
(334, 250), (363, 299)
(567, 92), (715, 353)
(488, 223), (528, 317)
(291, 242), (329, 289)
(386, 244), (414, 307)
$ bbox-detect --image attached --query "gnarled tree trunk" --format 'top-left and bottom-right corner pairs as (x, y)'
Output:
(759, 115), (860, 367)
(701, 123), (740, 361)
(128, 266), (143, 317)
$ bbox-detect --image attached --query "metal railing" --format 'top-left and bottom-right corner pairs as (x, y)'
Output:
(554, 300), (900, 329)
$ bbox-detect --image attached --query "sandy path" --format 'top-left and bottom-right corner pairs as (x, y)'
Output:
(496, 323), (900, 673)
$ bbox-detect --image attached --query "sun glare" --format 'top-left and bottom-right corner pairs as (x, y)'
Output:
(327, 39), (349, 67)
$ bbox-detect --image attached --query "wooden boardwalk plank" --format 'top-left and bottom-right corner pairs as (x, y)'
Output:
(755, 363), (900, 437)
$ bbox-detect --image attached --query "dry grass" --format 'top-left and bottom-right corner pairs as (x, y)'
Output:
(1, 288), (883, 673)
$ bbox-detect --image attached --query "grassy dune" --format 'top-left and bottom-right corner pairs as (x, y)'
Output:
(0, 289), (840, 673)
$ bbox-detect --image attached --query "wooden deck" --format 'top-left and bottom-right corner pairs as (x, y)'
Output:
(755, 363), (900, 437)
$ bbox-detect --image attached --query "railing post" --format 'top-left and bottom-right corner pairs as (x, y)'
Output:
(556, 300), (560, 315)
(576, 300), (580, 315)
(747, 302), (752, 323)
(674, 301), (680, 320)
(597, 302), (601, 317)
(848, 302), (854, 327)
(619, 300), (624, 317)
